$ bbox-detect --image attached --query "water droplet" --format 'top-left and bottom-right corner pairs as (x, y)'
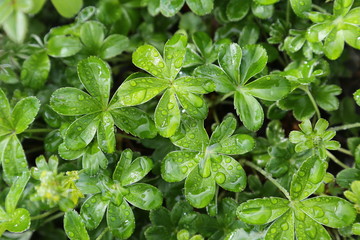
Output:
(68, 232), (74, 237)
(281, 222), (289, 231)
(270, 198), (278, 204)
(300, 1), (305, 6)
(78, 95), (84, 100)
(227, 165), (233, 170)
(161, 110), (167, 115)
(271, 228), (277, 233)
(130, 81), (137, 87)
(323, 218), (329, 224)
(313, 206), (325, 218)
(215, 172), (226, 184)
(159, 62), (165, 68)
(167, 102), (174, 109)
(77, 127), (82, 131)
(189, 134), (195, 139)
(293, 183), (302, 192)
(225, 158), (231, 163)
(125, 211), (130, 216)
(299, 171), (305, 176)
(181, 166), (188, 173)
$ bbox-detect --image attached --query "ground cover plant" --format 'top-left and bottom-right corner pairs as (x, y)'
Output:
(0, 0), (360, 239)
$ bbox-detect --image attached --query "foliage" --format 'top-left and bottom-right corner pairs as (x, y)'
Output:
(0, 0), (360, 239)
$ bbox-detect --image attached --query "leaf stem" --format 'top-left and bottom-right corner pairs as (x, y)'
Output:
(96, 227), (109, 240)
(326, 150), (349, 169)
(116, 133), (139, 141)
(243, 160), (291, 200)
(24, 128), (53, 133)
(31, 209), (58, 220)
(311, 4), (328, 13)
(301, 86), (321, 119)
(337, 147), (353, 156)
(41, 212), (64, 225)
(328, 122), (360, 132)
(220, 91), (234, 102)
(286, 0), (291, 24)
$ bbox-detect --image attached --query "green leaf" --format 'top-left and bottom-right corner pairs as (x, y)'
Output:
(218, 43), (241, 84)
(290, 156), (327, 201)
(306, 23), (334, 42)
(5, 171), (30, 213)
(64, 210), (90, 240)
(171, 115), (209, 151)
(164, 33), (187, 79)
(1, 135), (29, 185)
(121, 157), (153, 186)
(226, 0), (250, 22)
(237, 197), (289, 225)
(324, 28), (345, 60)
(290, 0), (311, 18)
(64, 113), (100, 150)
(100, 34), (129, 59)
(124, 183), (163, 210)
(113, 77), (168, 106)
(294, 210), (331, 240)
(155, 89), (180, 137)
(300, 196), (356, 228)
(0, 0), (13, 25)
(47, 35), (82, 57)
(333, 0), (353, 16)
(187, 0), (214, 16)
(215, 155), (246, 192)
(77, 56), (112, 107)
(149, 207), (172, 227)
(194, 64), (235, 93)
(234, 90), (264, 132)
(243, 75), (290, 101)
(107, 201), (135, 239)
(162, 151), (199, 182)
(50, 88), (101, 116)
(82, 141), (108, 175)
(251, 2), (274, 19)
(344, 7), (360, 24)
(174, 76), (215, 94)
(133, 45), (169, 79)
(51, 0), (83, 18)
(12, 96), (40, 134)
(113, 149), (133, 182)
(80, 194), (109, 230)
(336, 168), (360, 188)
(80, 21), (105, 51)
(20, 51), (50, 89)
(265, 210), (294, 240)
(58, 143), (86, 160)
(185, 167), (216, 208)
(3, 11), (28, 43)
(176, 91), (207, 119)
(192, 32), (213, 60)
(160, 0), (185, 17)
(97, 112), (115, 153)
(217, 134), (255, 155)
(110, 107), (157, 138)
(240, 45), (268, 84)
(313, 84), (342, 111)
(0, 89), (12, 134)
(6, 208), (30, 233)
(343, 24), (360, 50)
(210, 114), (237, 145)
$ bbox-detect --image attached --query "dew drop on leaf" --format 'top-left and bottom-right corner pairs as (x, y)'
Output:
(215, 172), (226, 184)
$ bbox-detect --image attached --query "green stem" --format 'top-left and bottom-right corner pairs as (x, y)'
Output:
(96, 227), (109, 240)
(326, 150), (349, 169)
(328, 122), (360, 132)
(25, 128), (53, 133)
(220, 91), (234, 102)
(243, 160), (291, 200)
(31, 209), (58, 220)
(301, 86), (321, 119)
(337, 147), (353, 156)
(312, 4), (328, 13)
(41, 212), (64, 225)
(286, 0), (291, 24)
(116, 133), (139, 141)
